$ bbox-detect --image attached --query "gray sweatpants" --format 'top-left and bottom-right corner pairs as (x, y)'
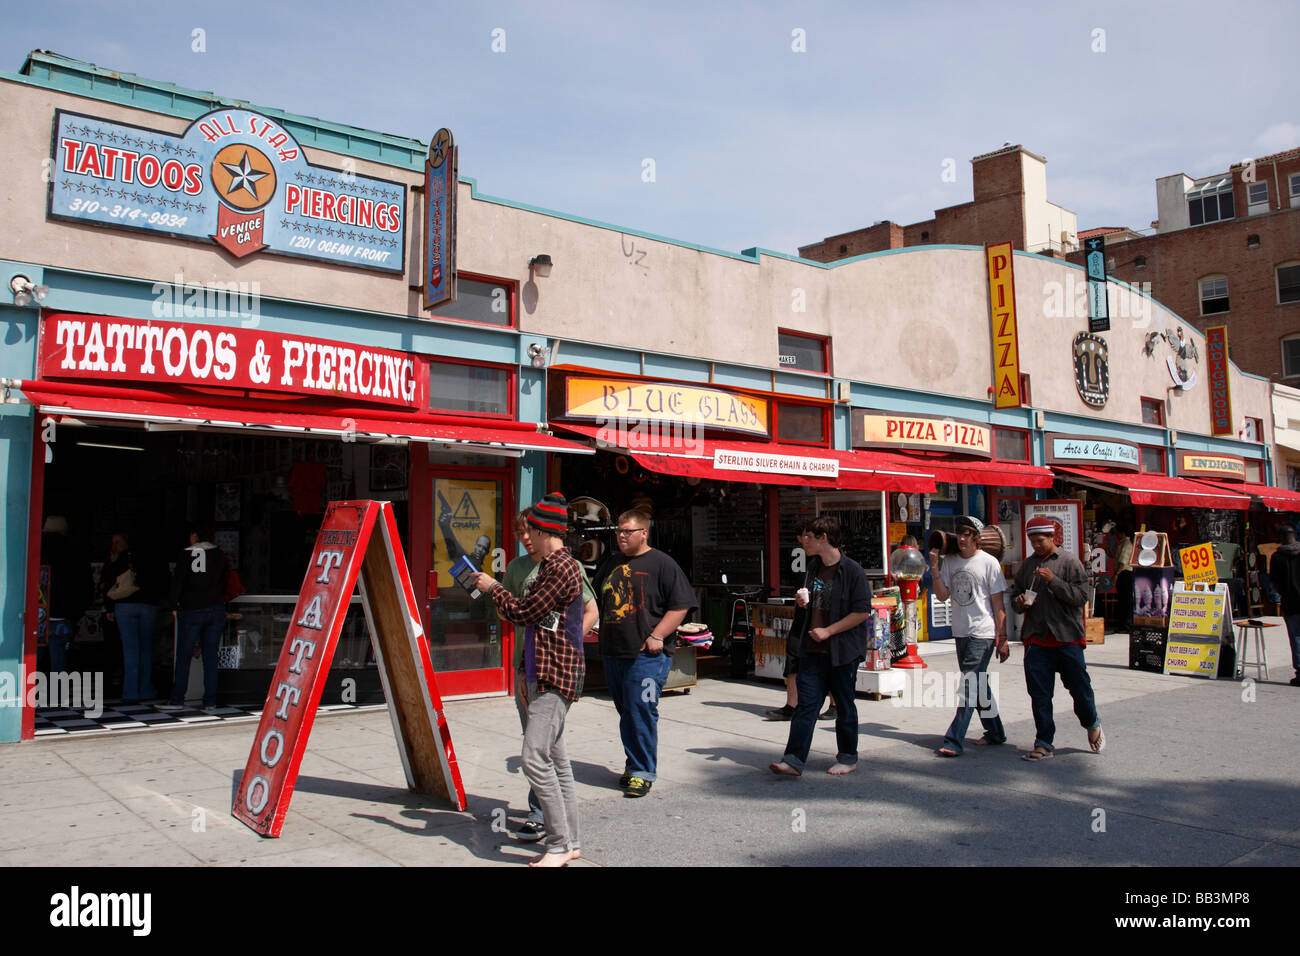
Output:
(521, 689), (580, 855)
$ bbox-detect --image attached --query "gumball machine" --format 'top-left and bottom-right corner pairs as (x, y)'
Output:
(890, 545), (928, 669)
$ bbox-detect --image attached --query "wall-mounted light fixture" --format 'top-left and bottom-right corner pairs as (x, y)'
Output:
(528, 254), (553, 278)
(1034, 410), (1046, 429)
(9, 275), (49, 307)
(527, 343), (550, 369)
(1168, 429), (1178, 446)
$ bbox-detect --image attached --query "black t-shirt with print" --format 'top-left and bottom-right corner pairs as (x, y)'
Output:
(597, 549), (697, 659)
(803, 561), (841, 655)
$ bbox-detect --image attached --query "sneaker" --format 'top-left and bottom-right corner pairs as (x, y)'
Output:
(764, 704), (796, 721)
(1290, 676), (1300, 687)
(617, 772), (632, 789)
(622, 776), (652, 798)
(819, 704), (837, 721)
(157, 702), (185, 712)
(515, 820), (546, 841)
(201, 706), (220, 715)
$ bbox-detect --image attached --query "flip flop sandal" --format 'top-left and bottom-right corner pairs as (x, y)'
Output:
(1089, 728), (1106, 753)
(1021, 747), (1053, 761)
(937, 748), (960, 758)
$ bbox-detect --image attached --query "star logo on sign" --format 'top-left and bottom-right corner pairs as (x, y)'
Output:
(220, 150), (270, 201)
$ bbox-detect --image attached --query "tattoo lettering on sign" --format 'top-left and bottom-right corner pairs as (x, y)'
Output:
(296, 595), (324, 629)
(315, 549), (344, 583)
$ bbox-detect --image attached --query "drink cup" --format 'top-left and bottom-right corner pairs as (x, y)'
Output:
(1022, 589), (1038, 607)
(797, 588), (810, 604)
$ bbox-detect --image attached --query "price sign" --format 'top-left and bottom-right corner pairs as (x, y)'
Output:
(1180, 542), (1218, 585)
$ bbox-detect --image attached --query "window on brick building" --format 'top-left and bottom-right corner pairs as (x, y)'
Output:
(1199, 276), (1229, 315)
(1278, 263), (1300, 305)
(1283, 336), (1300, 379)
(1290, 173), (1300, 207)
(1140, 397), (1164, 426)
(1188, 179), (1234, 226)
(1246, 181), (1269, 213)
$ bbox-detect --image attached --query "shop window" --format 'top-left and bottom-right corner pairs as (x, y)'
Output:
(993, 427), (1028, 462)
(775, 402), (827, 444)
(1278, 263), (1300, 305)
(1246, 181), (1269, 214)
(1199, 276), (1229, 315)
(1140, 397), (1164, 426)
(424, 276), (514, 327)
(1240, 417), (1262, 442)
(1245, 459), (1263, 482)
(1188, 179), (1234, 226)
(428, 359), (513, 416)
(777, 330), (829, 374)
(1140, 445), (1165, 474)
(1283, 336), (1300, 379)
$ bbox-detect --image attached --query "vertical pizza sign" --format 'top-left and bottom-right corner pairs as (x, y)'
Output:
(986, 242), (1023, 408)
(233, 500), (465, 838)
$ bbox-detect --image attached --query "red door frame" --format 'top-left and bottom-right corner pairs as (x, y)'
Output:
(422, 460), (515, 697)
(20, 415), (47, 740)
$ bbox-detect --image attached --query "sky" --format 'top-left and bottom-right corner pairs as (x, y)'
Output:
(4, 0), (1297, 257)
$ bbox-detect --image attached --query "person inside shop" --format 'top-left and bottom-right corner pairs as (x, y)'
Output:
(1012, 516), (1105, 761)
(769, 515), (873, 777)
(98, 532), (130, 696)
(160, 526), (231, 713)
(766, 520), (836, 723)
(39, 515), (92, 678)
(103, 531), (166, 704)
(1267, 523), (1300, 688)
(500, 508), (598, 841)
(475, 493), (586, 867)
(1113, 527), (1134, 633)
(929, 515), (1008, 757)
(596, 509), (696, 798)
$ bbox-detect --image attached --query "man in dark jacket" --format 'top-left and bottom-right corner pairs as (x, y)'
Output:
(770, 516), (873, 777)
(1268, 523), (1300, 687)
(40, 516), (92, 676)
(160, 527), (229, 712)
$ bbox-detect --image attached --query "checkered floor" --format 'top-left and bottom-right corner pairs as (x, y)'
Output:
(32, 701), (378, 737)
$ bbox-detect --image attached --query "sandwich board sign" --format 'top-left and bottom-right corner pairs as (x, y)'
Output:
(232, 500), (466, 837)
(1163, 580), (1231, 680)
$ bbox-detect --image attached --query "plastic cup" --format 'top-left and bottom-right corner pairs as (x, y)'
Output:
(1022, 590), (1038, 606)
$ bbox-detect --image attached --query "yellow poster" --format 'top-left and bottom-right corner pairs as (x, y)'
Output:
(1167, 588), (1225, 637)
(1163, 640), (1219, 678)
(433, 478), (498, 588)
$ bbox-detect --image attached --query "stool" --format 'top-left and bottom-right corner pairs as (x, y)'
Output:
(1234, 621), (1269, 681)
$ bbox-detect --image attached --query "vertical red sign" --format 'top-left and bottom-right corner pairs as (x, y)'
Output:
(1207, 325), (1232, 436)
(232, 500), (465, 838)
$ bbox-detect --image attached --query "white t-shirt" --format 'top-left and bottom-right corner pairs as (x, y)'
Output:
(939, 549), (1006, 638)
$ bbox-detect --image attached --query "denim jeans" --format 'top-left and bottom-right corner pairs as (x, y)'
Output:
(781, 652), (859, 773)
(115, 602), (158, 702)
(46, 619), (74, 677)
(1023, 642), (1099, 752)
(604, 652), (672, 781)
(515, 670), (544, 824)
(942, 637), (1006, 754)
(172, 605), (225, 707)
(521, 690), (579, 855)
(1284, 614), (1300, 677)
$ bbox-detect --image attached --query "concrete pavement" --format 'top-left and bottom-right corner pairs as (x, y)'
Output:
(1, 621), (1297, 867)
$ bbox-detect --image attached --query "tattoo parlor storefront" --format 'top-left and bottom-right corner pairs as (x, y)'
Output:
(11, 312), (589, 737)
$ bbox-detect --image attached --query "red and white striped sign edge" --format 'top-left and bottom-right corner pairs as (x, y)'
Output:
(359, 503), (465, 809)
(232, 500), (374, 837)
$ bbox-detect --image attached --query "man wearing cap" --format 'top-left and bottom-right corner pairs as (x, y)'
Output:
(1012, 516), (1105, 760)
(929, 515), (1008, 757)
(476, 493), (585, 866)
(1267, 523), (1300, 687)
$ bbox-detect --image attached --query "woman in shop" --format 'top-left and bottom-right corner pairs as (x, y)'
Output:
(103, 532), (165, 703)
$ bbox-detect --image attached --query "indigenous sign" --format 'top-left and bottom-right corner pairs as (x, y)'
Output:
(712, 449), (838, 478)
(1206, 325), (1232, 436)
(1177, 451), (1246, 482)
(985, 242), (1023, 409)
(1045, 434), (1139, 470)
(423, 127), (458, 311)
(852, 411), (992, 457)
(48, 109), (406, 273)
(232, 500), (465, 838)
(38, 313), (422, 409)
(1083, 236), (1110, 333)
(564, 377), (770, 437)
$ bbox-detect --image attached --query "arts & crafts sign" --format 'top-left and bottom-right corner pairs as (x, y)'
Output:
(48, 109), (406, 273)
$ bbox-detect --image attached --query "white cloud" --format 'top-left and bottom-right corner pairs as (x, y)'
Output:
(1254, 123), (1300, 155)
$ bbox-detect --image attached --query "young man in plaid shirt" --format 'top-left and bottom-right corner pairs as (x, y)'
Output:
(476, 492), (585, 867)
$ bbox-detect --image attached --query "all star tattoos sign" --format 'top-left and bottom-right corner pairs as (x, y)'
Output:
(47, 109), (407, 273)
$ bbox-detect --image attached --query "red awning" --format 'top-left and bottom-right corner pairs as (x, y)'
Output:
(11, 383), (593, 455)
(1055, 465), (1251, 510)
(553, 423), (936, 492)
(866, 450), (1055, 489)
(1191, 478), (1300, 511)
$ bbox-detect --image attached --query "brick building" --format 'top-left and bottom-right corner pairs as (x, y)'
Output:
(1067, 149), (1300, 386)
(799, 145), (1078, 260)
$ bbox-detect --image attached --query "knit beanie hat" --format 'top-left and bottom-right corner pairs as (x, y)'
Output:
(528, 493), (569, 535)
(954, 514), (984, 535)
(1025, 516), (1060, 538)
